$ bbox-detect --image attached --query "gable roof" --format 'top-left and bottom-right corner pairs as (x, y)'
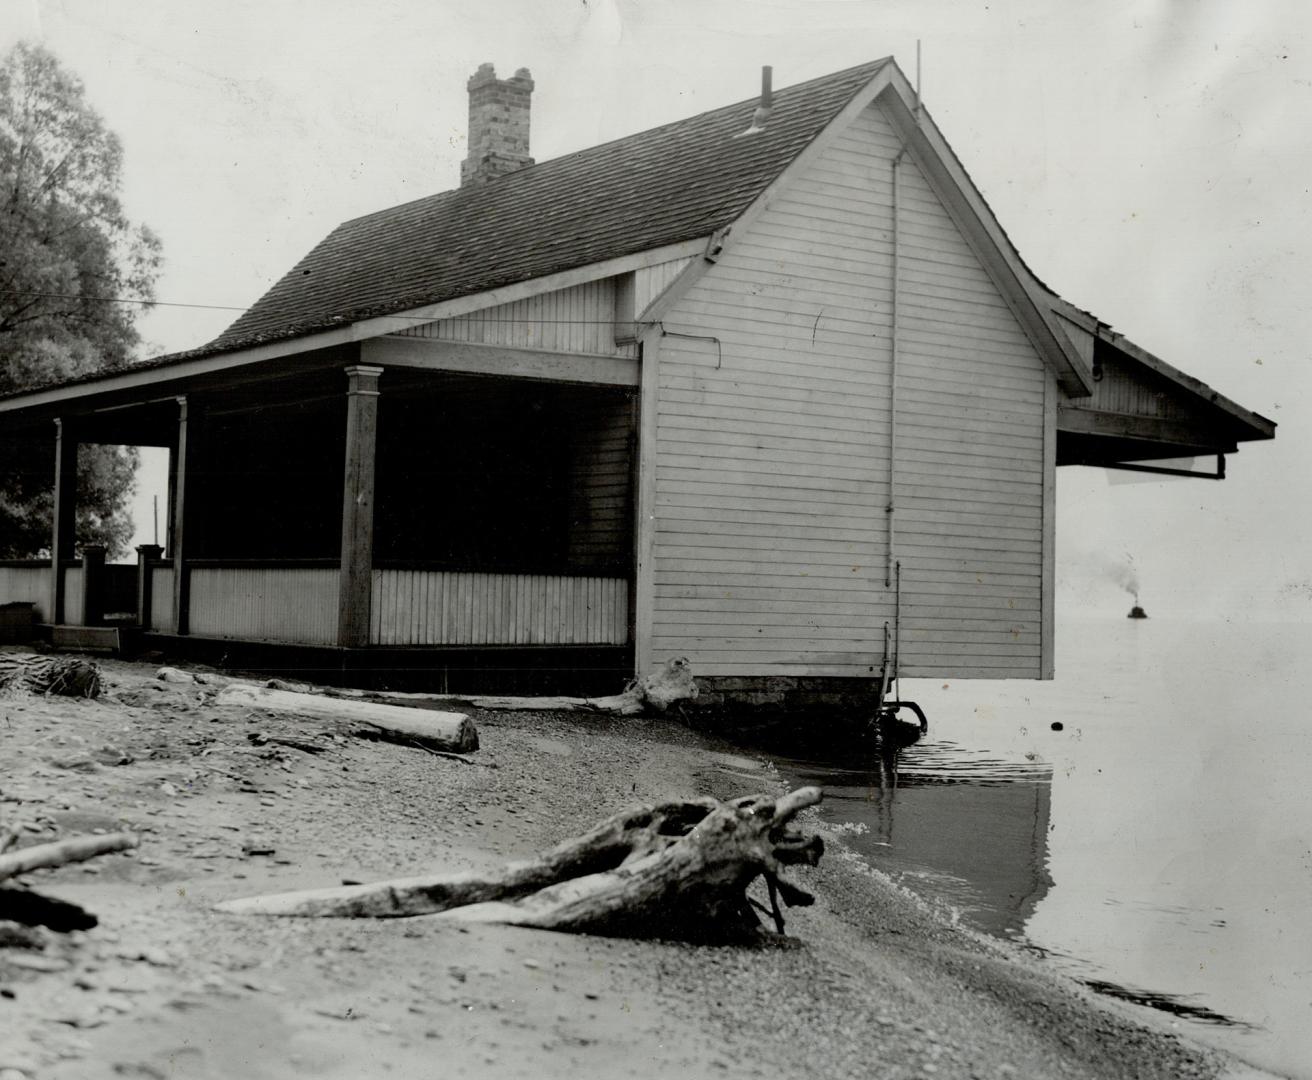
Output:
(205, 59), (890, 357)
(0, 56), (1274, 451)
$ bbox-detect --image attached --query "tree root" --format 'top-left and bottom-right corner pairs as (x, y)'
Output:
(0, 655), (102, 697)
(216, 788), (824, 940)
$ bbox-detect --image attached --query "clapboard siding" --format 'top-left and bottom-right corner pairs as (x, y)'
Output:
(0, 565), (51, 623)
(189, 568), (339, 644)
(369, 570), (627, 646)
(647, 99), (1048, 679)
(398, 279), (638, 358)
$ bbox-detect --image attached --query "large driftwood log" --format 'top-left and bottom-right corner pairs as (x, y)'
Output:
(0, 654), (102, 698)
(339, 656), (699, 717)
(214, 684), (478, 753)
(0, 832), (138, 884)
(216, 787), (823, 939)
(260, 657), (697, 718)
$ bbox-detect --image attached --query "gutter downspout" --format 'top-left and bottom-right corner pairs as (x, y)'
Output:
(886, 146), (907, 588)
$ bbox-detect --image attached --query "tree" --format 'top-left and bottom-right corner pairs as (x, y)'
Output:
(0, 41), (162, 558)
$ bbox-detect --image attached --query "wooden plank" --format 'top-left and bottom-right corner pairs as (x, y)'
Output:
(363, 337), (639, 387)
(1056, 404), (1233, 450)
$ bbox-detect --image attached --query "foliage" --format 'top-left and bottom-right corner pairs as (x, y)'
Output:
(0, 41), (160, 558)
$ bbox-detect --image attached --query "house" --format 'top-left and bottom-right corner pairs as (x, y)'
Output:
(0, 59), (1274, 706)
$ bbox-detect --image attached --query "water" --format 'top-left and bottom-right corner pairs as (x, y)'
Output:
(769, 616), (1312, 1079)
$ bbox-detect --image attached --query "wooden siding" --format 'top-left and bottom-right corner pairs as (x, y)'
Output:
(646, 100), (1048, 679)
(370, 570), (628, 646)
(150, 566), (174, 632)
(634, 258), (696, 315)
(567, 396), (633, 565)
(189, 568), (338, 645)
(397, 279), (639, 358)
(62, 567), (83, 626)
(1082, 350), (1212, 425)
(0, 565), (51, 623)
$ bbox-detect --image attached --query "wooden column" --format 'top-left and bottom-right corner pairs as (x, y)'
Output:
(50, 418), (78, 625)
(171, 396), (194, 635)
(136, 544), (163, 629)
(338, 365), (383, 648)
(80, 544), (106, 627)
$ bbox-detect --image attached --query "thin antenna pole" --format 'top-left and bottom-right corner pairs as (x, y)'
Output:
(915, 40), (922, 123)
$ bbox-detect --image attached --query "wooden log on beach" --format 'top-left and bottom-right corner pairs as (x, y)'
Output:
(216, 788), (824, 940)
(0, 832), (138, 884)
(214, 684), (479, 753)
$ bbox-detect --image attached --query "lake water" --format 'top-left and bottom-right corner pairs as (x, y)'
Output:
(769, 616), (1312, 1079)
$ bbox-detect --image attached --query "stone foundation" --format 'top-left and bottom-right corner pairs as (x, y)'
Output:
(686, 675), (882, 727)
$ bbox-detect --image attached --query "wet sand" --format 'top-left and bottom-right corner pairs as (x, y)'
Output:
(0, 656), (1275, 1078)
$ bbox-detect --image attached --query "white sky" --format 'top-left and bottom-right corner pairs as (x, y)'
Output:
(3, 0), (1308, 620)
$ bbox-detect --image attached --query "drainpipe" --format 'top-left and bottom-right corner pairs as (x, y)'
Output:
(886, 146), (907, 588)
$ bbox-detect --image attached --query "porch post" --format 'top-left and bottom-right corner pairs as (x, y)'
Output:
(136, 544), (163, 628)
(50, 418), (77, 625)
(171, 396), (194, 635)
(80, 544), (106, 627)
(338, 365), (383, 648)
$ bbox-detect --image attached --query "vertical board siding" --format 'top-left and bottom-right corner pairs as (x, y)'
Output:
(62, 568), (83, 626)
(567, 395), (633, 564)
(189, 568), (338, 645)
(370, 570), (627, 646)
(150, 567), (174, 632)
(634, 257), (696, 315)
(396, 280), (638, 358)
(649, 101), (1047, 679)
(0, 565), (52, 623)
(1085, 352), (1210, 423)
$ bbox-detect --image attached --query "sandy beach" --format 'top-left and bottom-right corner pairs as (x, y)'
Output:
(0, 654), (1277, 1079)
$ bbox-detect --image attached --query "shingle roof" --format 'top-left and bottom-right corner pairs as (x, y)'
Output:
(202, 59), (890, 357)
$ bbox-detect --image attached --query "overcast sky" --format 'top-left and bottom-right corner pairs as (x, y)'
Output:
(4, 0), (1308, 620)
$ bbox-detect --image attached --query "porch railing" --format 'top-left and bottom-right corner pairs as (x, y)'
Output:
(0, 556), (629, 648)
(370, 568), (628, 646)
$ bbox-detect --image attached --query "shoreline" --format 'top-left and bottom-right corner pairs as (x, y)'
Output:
(0, 656), (1279, 1079)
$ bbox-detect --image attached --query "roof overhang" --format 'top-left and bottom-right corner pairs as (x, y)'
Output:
(1050, 297), (1276, 447)
(0, 239), (705, 420)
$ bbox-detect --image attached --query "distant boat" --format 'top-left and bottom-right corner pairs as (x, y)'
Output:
(1128, 605), (1148, 619)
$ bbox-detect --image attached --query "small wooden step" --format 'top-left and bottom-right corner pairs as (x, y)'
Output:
(51, 625), (121, 654)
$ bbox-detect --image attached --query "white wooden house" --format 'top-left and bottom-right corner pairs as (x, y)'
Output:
(0, 59), (1273, 706)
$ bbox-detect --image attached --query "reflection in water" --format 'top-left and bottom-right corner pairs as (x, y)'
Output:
(758, 618), (1312, 1080)
(779, 741), (1054, 939)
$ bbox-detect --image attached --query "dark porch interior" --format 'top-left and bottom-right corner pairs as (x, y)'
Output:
(188, 370), (635, 574)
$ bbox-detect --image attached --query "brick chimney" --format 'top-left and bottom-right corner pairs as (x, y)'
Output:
(461, 63), (535, 186)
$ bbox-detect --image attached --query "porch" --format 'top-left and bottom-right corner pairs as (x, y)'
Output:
(0, 342), (638, 689)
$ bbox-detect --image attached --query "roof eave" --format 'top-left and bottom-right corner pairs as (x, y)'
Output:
(0, 238), (709, 416)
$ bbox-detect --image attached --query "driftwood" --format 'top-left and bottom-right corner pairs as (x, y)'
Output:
(0, 654), (102, 698)
(395, 657), (701, 717)
(0, 832), (139, 884)
(216, 787), (823, 939)
(214, 684), (478, 753)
